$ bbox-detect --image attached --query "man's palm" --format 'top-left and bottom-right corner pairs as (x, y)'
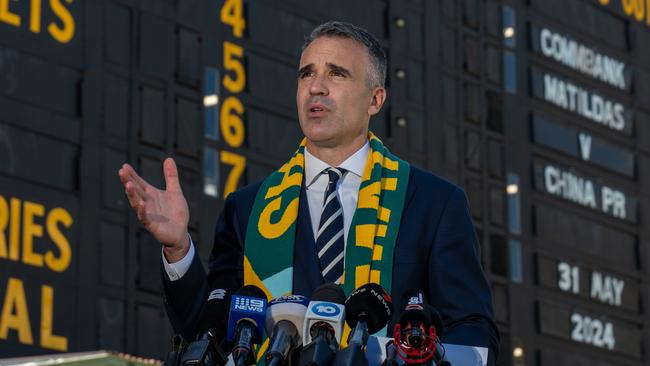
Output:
(119, 158), (190, 251)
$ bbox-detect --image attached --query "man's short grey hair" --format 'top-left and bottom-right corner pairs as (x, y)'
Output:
(302, 21), (387, 88)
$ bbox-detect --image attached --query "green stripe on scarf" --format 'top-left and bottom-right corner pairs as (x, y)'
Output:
(243, 132), (409, 361)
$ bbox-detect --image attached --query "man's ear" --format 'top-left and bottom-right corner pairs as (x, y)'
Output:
(368, 87), (387, 116)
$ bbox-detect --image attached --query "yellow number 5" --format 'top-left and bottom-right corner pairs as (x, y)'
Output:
(223, 41), (246, 93)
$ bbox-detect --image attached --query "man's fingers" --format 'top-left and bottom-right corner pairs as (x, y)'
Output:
(124, 181), (147, 207)
(136, 202), (150, 226)
(120, 163), (151, 193)
(163, 158), (182, 192)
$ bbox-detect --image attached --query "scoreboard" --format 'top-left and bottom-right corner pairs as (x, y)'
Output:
(0, 0), (649, 365)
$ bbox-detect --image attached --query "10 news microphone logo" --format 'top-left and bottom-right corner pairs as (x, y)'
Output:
(311, 302), (341, 317)
(234, 296), (265, 313)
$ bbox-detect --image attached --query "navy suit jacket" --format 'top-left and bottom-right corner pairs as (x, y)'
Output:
(163, 166), (499, 364)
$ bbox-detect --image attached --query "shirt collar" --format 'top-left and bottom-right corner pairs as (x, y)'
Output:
(304, 141), (369, 187)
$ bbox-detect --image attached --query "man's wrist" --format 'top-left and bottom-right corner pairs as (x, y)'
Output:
(162, 233), (190, 263)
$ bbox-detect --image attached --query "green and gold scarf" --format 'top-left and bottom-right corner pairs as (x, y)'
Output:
(243, 132), (409, 360)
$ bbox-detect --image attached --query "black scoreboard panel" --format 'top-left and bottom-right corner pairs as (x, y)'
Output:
(0, 0), (649, 364)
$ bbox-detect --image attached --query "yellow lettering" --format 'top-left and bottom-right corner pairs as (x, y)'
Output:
(635, 0), (646, 21)
(0, 195), (7, 258)
(220, 96), (245, 148)
(220, 0), (246, 38)
(220, 150), (246, 198)
(40, 285), (67, 351)
(258, 197), (299, 239)
(30, 0), (41, 33)
(222, 41), (246, 93)
(0, 0), (21, 27)
(264, 173), (302, 200)
(22, 201), (45, 268)
(45, 207), (72, 272)
(48, 0), (75, 44)
(622, 0), (636, 14)
(0, 278), (33, 345)
(9, 198), (20, 261)
(265, 155), (304, 199)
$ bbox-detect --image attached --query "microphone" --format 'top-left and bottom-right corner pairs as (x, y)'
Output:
(180, 288), (232, 366)
(164, 334), (186, 366)
(381, 340), (400, 366)
(427, 308), (450, 366)
(227, 285), (269, 366)
(333, 283), (393, 366)
(393, 289), (450, 366)
(264, 294), (310, 366)
(299, 283), (346, 366)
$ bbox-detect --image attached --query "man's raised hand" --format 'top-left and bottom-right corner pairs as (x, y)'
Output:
(118, 158), (190, 262)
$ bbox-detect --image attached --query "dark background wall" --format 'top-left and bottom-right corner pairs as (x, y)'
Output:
(0, 1), (648, 365)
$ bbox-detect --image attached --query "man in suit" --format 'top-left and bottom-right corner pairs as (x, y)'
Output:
(119, 21), (499, 364)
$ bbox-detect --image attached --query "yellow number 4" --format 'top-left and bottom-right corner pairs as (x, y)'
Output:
(221, 0), (246, 38)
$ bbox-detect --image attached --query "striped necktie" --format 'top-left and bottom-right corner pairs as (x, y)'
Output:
(316, 167), (347, 284)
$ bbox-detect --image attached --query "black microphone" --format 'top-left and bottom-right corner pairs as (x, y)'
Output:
(299, 283), (347, 366)
(427, 307), (450, 366)
(227, 285), (269, 366)
(164, 334), (186, 366)
(180, 288), (232, 366)
(393, 289), (450, 366)
(332, 283), (394, 366)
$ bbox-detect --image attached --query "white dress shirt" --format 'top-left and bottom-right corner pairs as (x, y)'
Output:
(163, 141), (370, 281)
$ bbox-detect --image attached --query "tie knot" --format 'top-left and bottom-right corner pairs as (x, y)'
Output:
(325, 167), (346, 185)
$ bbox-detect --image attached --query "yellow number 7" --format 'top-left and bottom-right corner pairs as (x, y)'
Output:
(220, 151), (246, 198)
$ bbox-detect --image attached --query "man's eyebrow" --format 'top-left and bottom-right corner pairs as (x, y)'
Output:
(327, 63), (351, 77)
(298, 64), (314, 76)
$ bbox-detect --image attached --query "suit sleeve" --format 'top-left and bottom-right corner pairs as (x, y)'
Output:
(162, 192), (244, 340)
(428, 187), (500, 365)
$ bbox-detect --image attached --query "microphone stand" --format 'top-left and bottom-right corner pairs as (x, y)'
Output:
(164, 334), (186, 366)
(181, 328), (229, 366)
(331, 316), (369, 366)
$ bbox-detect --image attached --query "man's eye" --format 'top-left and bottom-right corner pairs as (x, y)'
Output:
(330, 70), (345, 77)
(299, 71), (314, 79)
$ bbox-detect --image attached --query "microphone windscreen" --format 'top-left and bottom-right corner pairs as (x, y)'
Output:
(236, 284), (268, 300)
(227, 285), (268, 342)
(311, 283), (346, 303)
(196, 287), (232, 339)
(344, 283), (393, 334)
(265, 295), (310, 338)
(398, 289), (432, 327)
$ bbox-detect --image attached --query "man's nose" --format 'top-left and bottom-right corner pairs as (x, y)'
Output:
(309, 74), (329, 95)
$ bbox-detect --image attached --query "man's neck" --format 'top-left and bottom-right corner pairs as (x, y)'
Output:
(305, 134), (368, 167)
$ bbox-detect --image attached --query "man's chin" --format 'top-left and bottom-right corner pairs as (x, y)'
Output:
(304, 133), (338, 148)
